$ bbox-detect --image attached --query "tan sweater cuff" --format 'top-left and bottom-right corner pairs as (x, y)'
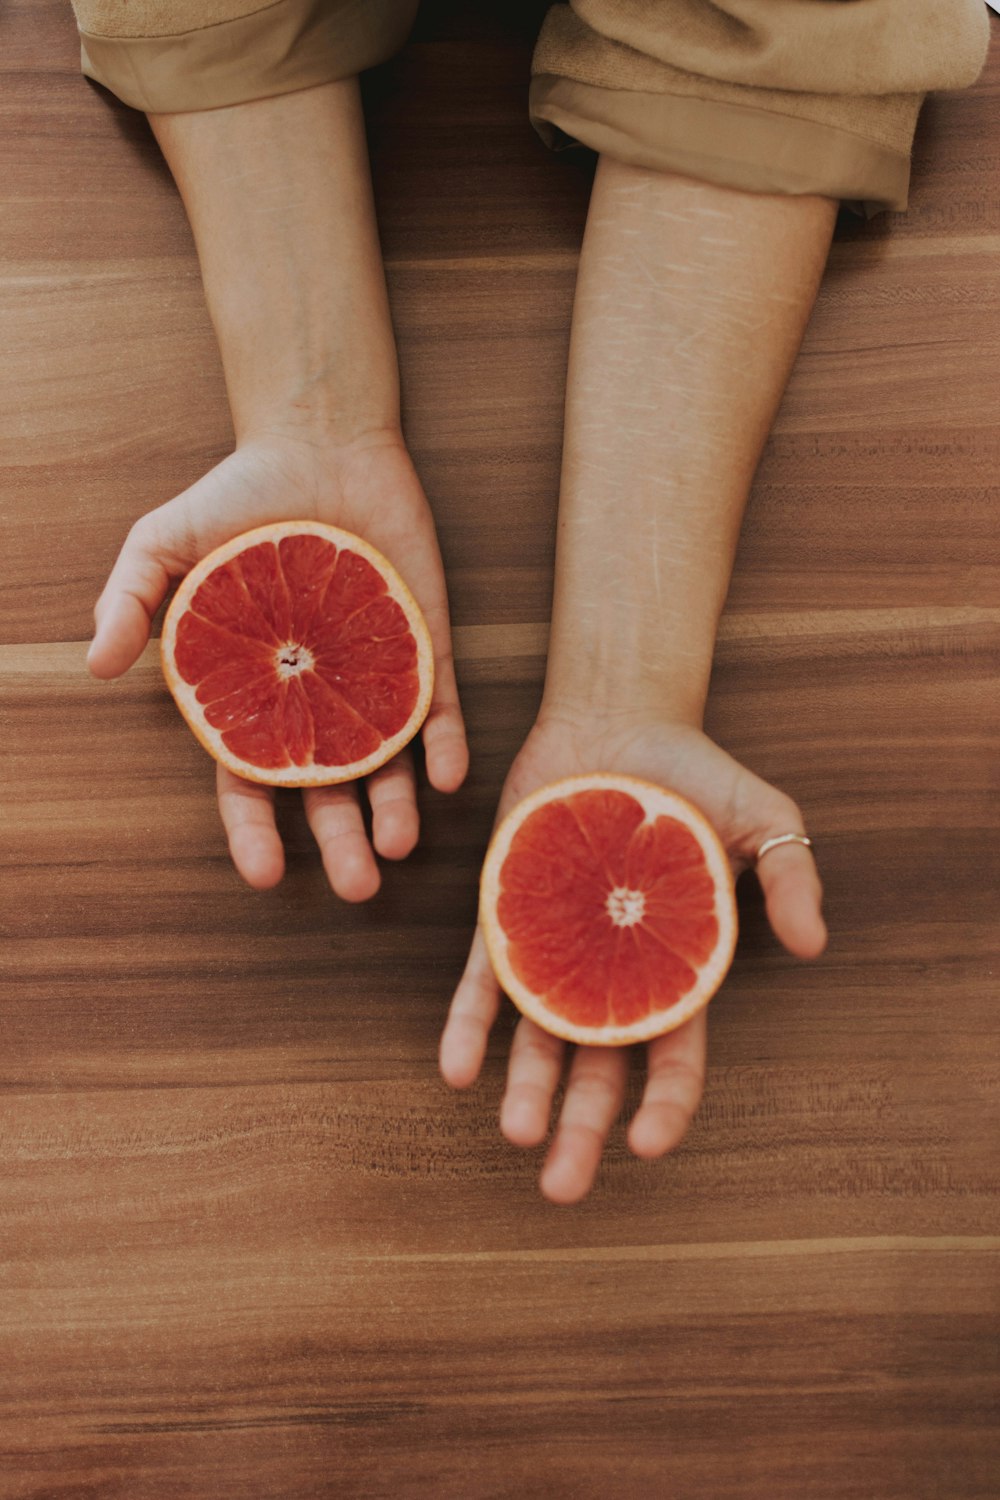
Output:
(530, 75), (916, 214)
(78, 0), (418, 114)
(529, 2), (991, 214)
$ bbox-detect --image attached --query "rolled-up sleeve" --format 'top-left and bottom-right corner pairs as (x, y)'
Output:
(530, 0), (991, 212)
(70, 0), (418, 114)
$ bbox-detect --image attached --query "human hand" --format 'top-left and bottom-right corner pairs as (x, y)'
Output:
(439, 711), (826, 1202)
(87, 431), (468, 897)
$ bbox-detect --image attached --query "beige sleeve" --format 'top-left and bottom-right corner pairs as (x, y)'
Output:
(69, 0), (418, 113)
(530, 0), (991, 213)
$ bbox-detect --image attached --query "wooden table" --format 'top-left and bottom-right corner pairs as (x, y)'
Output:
(3, 3), (998, 1495)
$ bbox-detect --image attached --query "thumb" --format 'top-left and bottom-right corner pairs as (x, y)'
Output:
(439, 927), (502, 1089)
(87, 512), (179, 679)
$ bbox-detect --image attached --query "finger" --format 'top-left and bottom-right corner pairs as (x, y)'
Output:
(540, 1047), (629, 1205)
(500, 1017), (565, 1147)
(366, 749), (419, 861)
(87, 516), (172, 679)
(627, 1010), (707, 1159)
(439, 928), (502, 1089)
(755, 843), (828, 958)
(303, 783), (380, 902)
(421, 646), (469, 795)
(216, 764), (285, 890)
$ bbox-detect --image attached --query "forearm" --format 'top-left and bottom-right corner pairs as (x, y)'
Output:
(150, 79), (398, 448)
(543, 159), (837, 728)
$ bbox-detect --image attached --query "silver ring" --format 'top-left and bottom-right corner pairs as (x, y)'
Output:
(755, 832), (814, 863)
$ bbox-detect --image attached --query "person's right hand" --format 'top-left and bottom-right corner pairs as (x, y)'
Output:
(87, 430), (468, 898)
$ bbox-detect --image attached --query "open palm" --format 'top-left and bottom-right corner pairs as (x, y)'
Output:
(440, 712), (827, 1202)
(88, 432), (468, 897)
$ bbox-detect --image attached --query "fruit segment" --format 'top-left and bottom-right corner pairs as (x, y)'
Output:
(480, 776), (738, 1047)
(161, 523), (434, 787)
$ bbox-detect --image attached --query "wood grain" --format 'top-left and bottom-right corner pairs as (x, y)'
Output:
(2, 2), (998, 1496)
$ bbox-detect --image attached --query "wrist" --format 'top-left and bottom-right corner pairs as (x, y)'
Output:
(229, 375), (401, 453)
(540, 584), (715, 733)
(232, 418), (409, 473)
(540, 667), (707, 735)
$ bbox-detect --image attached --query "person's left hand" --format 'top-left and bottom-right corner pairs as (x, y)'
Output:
(439, 711), (827, 1203)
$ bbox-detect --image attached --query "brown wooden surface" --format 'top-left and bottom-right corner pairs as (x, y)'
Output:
(2, 3), (999, 1496)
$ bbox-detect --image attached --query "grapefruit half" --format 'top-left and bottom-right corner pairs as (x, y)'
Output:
(480, 774), (738, 1047)
(161, 521), (434, 787)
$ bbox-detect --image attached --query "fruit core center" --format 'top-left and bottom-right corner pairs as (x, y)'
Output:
(275, 643), (315, 678)
(605, 886), (646, 928)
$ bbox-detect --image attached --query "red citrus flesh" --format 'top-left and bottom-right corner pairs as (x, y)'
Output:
(480, 775), (738, 1046)
(160, 522), (434, 786)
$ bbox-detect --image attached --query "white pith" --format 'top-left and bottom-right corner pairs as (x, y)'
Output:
(161, 521), (434, 788)
(480, 774), (738, 1047)
(274, 643), (315, 679)
(606, 887), (646, 928)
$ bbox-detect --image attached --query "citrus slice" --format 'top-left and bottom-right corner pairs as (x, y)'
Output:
(480, 774), (738, 1047)
(161, 521), (434, 787)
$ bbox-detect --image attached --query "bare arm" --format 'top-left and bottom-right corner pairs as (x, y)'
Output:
(545, 157), (836, 728)
(148, 79), (399, 449)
